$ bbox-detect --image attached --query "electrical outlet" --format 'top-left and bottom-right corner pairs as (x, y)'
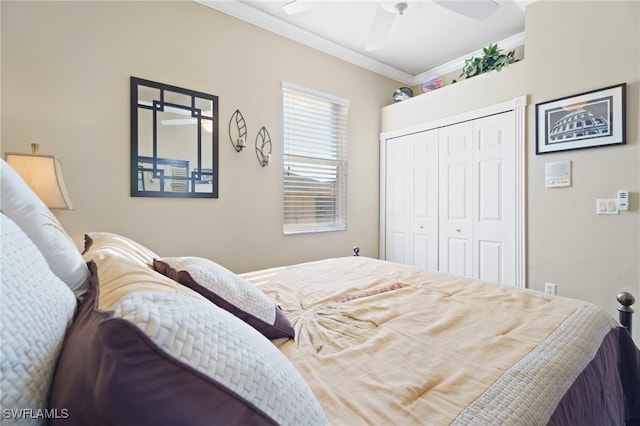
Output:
(544, 282), (557, 296)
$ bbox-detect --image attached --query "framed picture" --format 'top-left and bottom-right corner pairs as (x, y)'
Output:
(536, 83), (626, 154)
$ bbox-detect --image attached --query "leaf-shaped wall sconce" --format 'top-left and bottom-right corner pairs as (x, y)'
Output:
(255, 126), (272, 167)
(229, 109), (247, 152)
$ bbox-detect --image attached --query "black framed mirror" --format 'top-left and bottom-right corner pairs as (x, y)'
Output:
(131, 77), (219, 198)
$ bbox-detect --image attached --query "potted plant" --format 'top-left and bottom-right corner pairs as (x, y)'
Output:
(454, 43), (517, 82)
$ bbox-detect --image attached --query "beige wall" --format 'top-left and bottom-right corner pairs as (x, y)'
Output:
(1, 1), (401, 272)
(382, 0), (640, 336)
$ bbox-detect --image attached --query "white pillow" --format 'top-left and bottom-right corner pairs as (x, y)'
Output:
(154, 256), (295, 339)
(82, 233), (205, 311)
(83, 231), (159, 267)
(116, 292), (327, 425)
(49, 284), (328, 426)
(0, 159), (89, 291)
(0, 213), (77, 425)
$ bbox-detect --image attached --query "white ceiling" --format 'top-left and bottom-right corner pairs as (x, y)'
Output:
(198, 0), (531, 85)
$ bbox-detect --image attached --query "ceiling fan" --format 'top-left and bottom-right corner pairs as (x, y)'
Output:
(283, 0), (500, 51)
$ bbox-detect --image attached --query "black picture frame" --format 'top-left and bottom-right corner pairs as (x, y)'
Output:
(535, 83), (626, 154)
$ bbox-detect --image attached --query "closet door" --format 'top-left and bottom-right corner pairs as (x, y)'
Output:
(473, 112), (516, 285)
(385, 135), (412, 264)
(385, 130), (439, 269)
(438, 122), (474, 277)
(438, 113), (516, 285)
(381, 97), (526, 287)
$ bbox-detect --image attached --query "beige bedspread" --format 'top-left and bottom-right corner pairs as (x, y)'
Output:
(242, 257), (604, 425)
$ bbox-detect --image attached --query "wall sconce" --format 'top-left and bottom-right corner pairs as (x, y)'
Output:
(255, 126), (272, 167)
(229, 109), (247, 153)
(4, 143), (74, 210)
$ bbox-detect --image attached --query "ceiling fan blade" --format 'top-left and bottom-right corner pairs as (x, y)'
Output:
(366, 5), (396, 51)
(283, 0), (317, 15)
(433, 0), (500, 20)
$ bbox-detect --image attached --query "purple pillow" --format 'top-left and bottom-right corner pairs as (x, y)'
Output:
(49, 261), (326, 426)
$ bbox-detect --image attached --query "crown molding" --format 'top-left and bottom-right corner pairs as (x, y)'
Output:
(196, 1), (524, 87)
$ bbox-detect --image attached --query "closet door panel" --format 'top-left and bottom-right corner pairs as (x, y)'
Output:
(478, 159), (503, 221)
(389, 231), (408, 264)
(385, 130), (438, 269)
(446, 237), (470, 277)
(478, 240), (503, 283)
(411, 131), (439, 270)
(385, 137), (412, 265)
(413, 235), (432, 269)
(438, 122), (473, 277)
(473, 112), (516, 285)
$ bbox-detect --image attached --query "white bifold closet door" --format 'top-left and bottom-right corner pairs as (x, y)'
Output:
(439, 113), (516, 284)
(385, 111), (516, 286)
(385, 129), (439, 270)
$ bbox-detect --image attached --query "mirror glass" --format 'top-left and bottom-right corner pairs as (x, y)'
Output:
(131, 77), (218, 198)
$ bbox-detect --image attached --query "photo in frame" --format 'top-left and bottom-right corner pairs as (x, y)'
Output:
(535, 83), (626, 154)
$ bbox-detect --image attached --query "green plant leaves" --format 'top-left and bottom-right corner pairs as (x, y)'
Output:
(458, 43), (516, 80)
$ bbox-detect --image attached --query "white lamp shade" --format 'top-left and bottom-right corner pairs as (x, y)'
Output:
(5, 153), (74, 210)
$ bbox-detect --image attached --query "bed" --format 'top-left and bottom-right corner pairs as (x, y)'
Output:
(1, 158), (639, 426)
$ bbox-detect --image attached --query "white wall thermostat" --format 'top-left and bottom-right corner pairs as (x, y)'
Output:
(545, 161), (571, 188)
(618, 190), (629, 211)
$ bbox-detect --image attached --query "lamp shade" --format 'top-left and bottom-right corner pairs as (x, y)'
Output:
(4, 153), (74, 210)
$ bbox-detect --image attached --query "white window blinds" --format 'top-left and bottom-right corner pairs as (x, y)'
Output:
(282, 82), (349, 234)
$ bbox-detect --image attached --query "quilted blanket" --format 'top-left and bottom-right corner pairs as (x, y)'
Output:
(242, 256), (636, 425)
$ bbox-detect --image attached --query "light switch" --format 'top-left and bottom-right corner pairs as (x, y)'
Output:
(596, 199), (619, 215)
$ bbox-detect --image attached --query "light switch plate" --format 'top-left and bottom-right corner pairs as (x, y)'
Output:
(596, 199), (619, 215)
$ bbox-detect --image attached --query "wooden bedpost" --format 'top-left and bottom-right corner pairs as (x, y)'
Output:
(617, 291), (635, 334)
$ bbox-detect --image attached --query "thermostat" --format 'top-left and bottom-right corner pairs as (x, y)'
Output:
(545, 161), (571, 188)
(618, 190), (629, 211)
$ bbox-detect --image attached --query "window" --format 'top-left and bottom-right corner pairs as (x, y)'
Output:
(282, 82), (349, 234)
